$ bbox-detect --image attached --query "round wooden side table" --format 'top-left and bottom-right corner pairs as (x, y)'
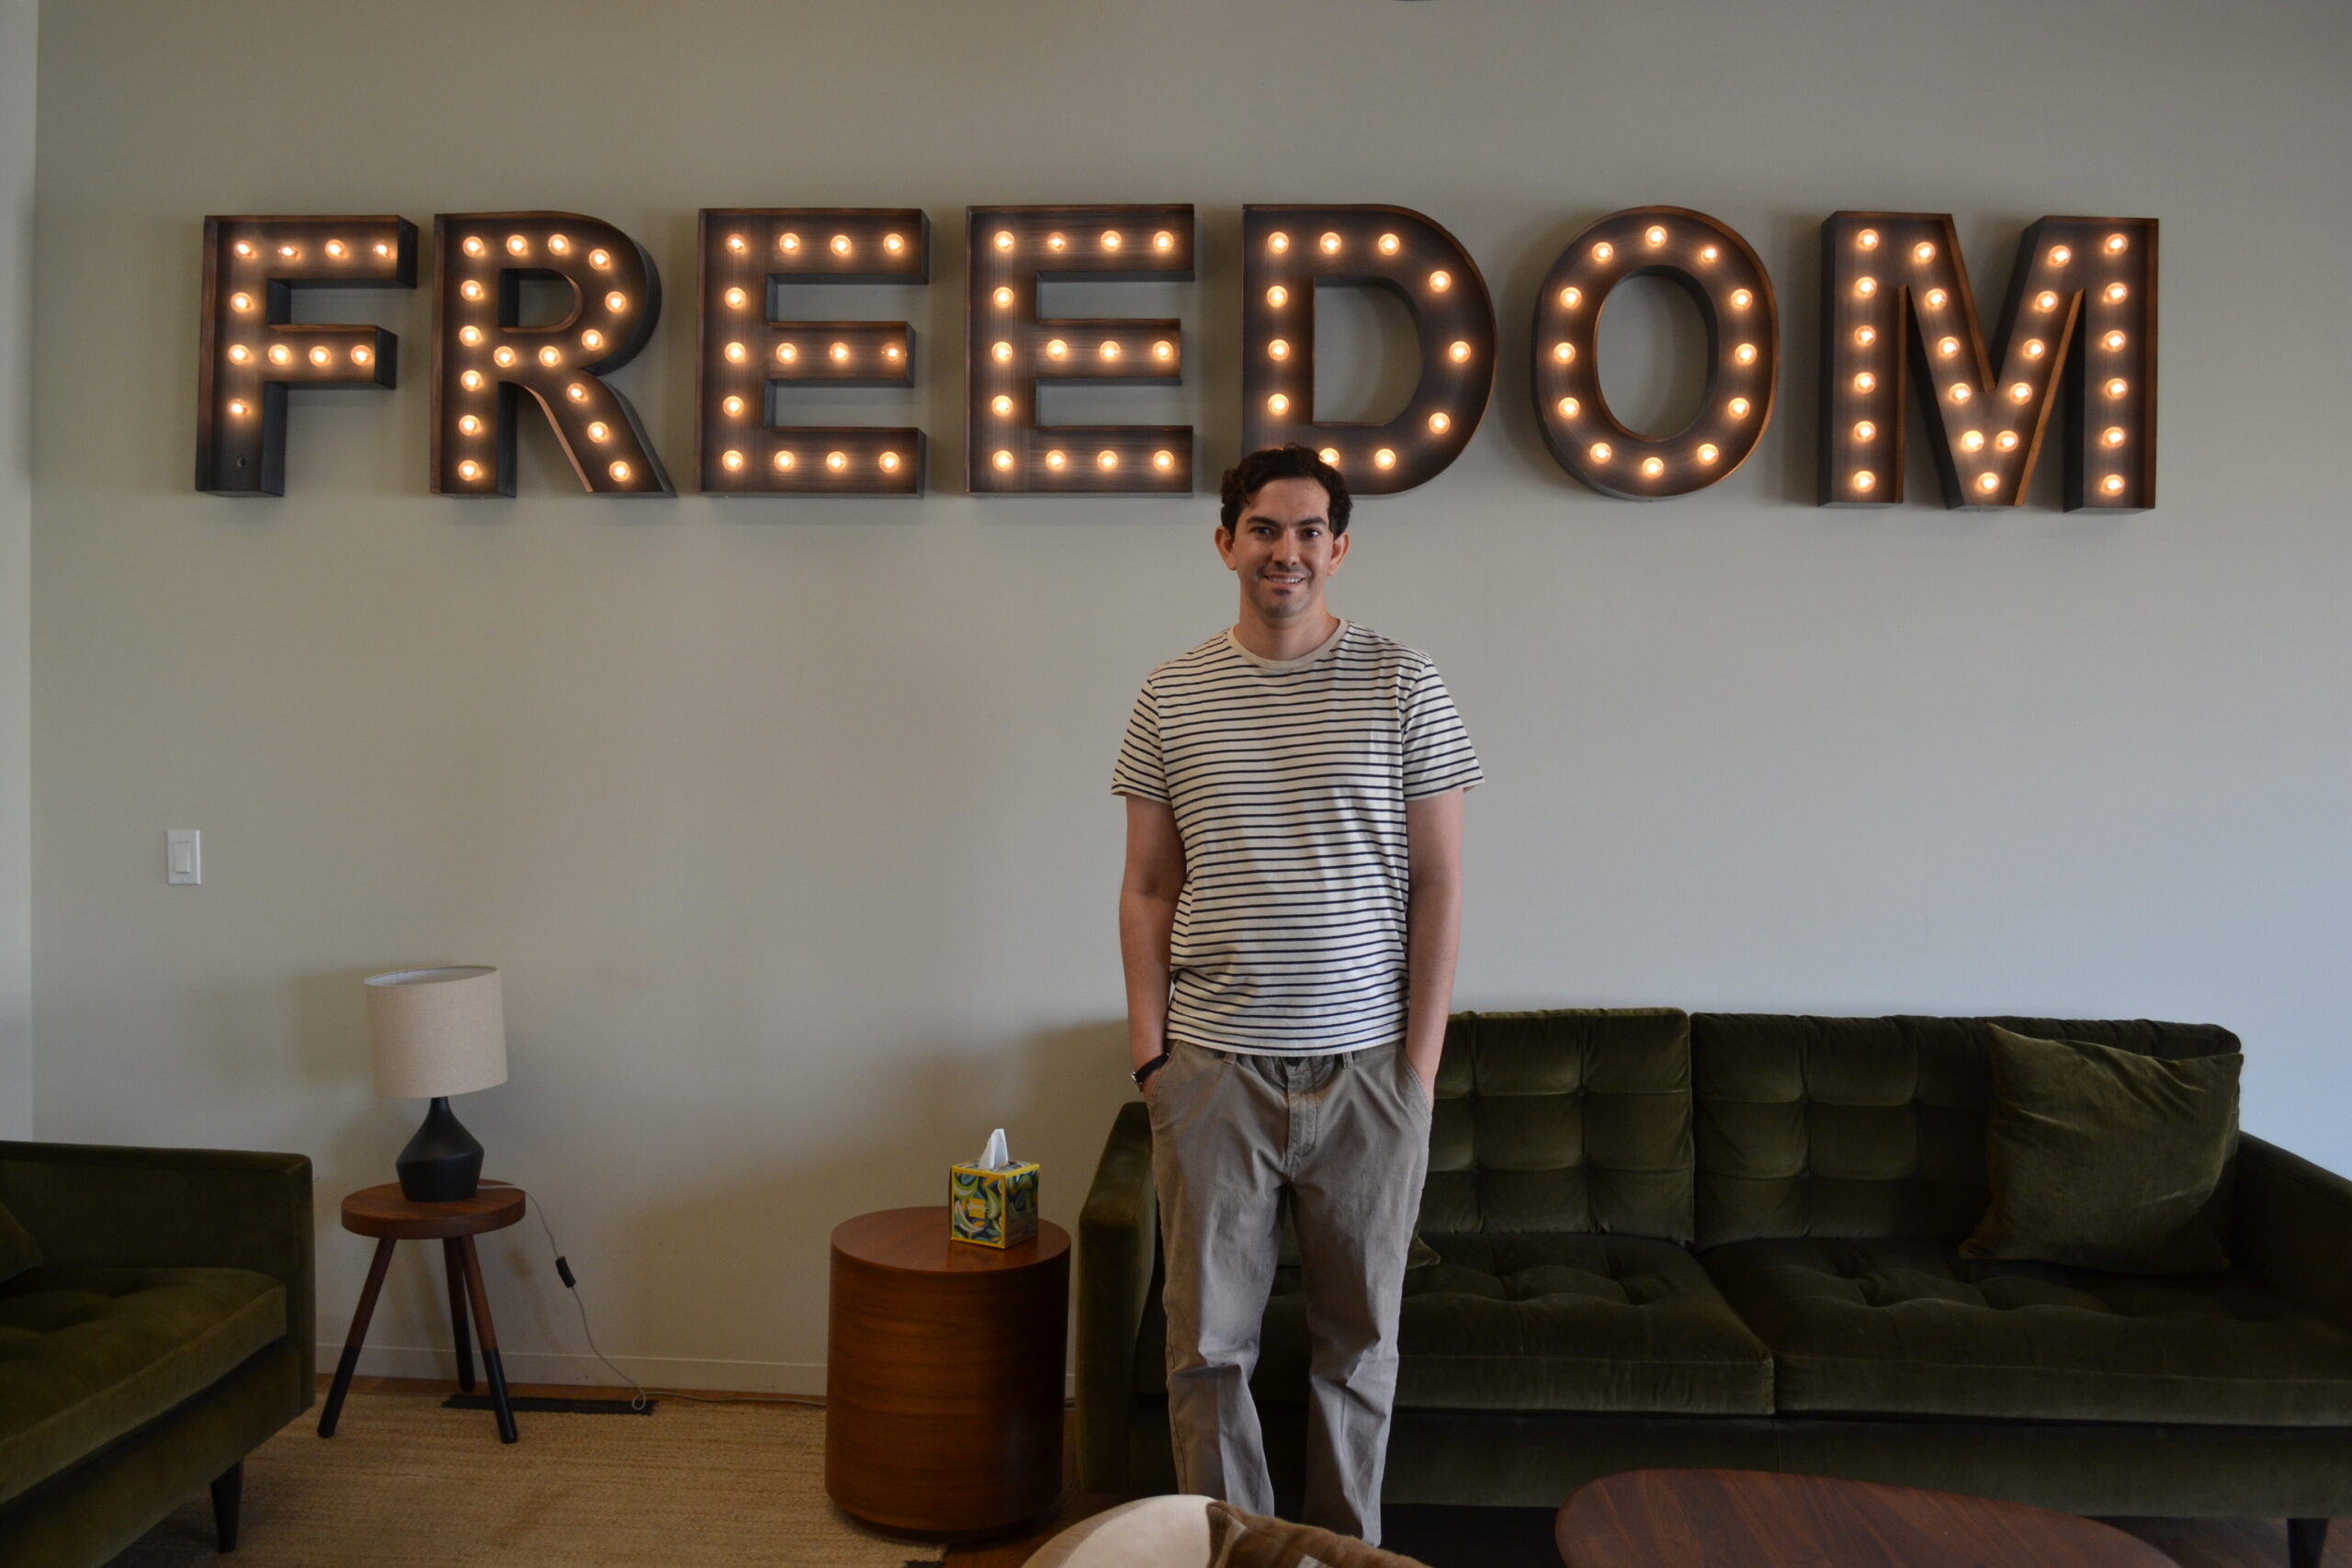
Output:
(825, 1205), (1070, 1535)
(318, 1180), (526, 1444)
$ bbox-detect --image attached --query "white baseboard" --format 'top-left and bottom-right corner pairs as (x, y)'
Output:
(327, 1344), (1080, 1400)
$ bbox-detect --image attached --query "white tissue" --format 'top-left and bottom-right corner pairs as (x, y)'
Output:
(978, 1127), (1012, 1170)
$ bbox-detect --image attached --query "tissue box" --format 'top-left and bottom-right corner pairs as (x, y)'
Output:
(949, 1160), (1040, 1248)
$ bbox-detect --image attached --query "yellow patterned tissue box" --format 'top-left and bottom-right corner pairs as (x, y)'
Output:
(949, 1160), (1039, 1249)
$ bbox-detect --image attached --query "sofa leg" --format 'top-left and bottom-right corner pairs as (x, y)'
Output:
(210, 1461), (243, 1552)
(2289, 1517), (2329, 1568)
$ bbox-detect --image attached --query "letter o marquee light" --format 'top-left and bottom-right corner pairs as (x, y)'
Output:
(198, 215), (416, 495)
(433, 212), (671, 496)
(1534, 207), (1778, 500)
(1241, 205), (1494, 495)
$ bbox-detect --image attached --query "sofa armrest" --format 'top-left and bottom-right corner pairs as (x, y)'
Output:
(2233, 1134), (2352, 1332)
(0, 1140), (316, 1391)
(1077, 1101), (1158, 1495)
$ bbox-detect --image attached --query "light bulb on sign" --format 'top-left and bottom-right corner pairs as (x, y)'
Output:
(1977, 473), (1999, 493)
(885, 232), (906, 254)
(1098, 449), (1118, 469)
(830, 234), (851, 256)
(2105, 283), (2128, 303)
(1045, 450), (1066, 471)
(1728, 397), (1750, 418)
(722, 449), (744, 471)
(993, 231), (1013, 251)
(1266, 286), (1288, 307)
(1853, 470), (1875, 491)
(268, 344), (293, 366)
(1046, 232), (1067, 253)
(1589, 442), (1611, 462)
(884, 344), (902, 362)
(566, 383), (585, 401)
(1318, 447), (1340, 466)
(1553, 343), (1576, 364)
(1734, 344), (1758, 366)
(605, 292), (628, 313)
(2102, 473), (2126, 493)
(1448, 340), (1471, 363)
(610, 461), (632, 482)
(1913, 242), (1935, 262)
(993, 287), (1014, 308)
(1430, 270), (1453, 292)
(2105, 378), (2128, 398)
(1558, 286), (1579, 308)
(233, 241), (254, 257)
(1858, 230), (1880, 249)
(992, 449), (1013, 470)
(1960, 429), (1984, 452)
(589, 249), (610, 269)
(882, 452), (903, 472)
(2102, 426), (2126, 446)
(307, 346), (331, 366)
(1949, 383), (1970, 403)
(1151, 341), (1173, 362)
(231, 291), (254, 312)
(1378, 232), (1400, 254)
(1854, 372), (1875, 392)
(1154, 449), (1175, 470)
(991, 394), (1013, 415)
(1099, 341), (1120, 361)
(1938, 337), (1959, 357)
(1995, 431), (2018, 451)
(1854, 326), (1876, 346)
(722, 395), (744, 416)
(1428, 412), (1450, 434)
(533, 346), (555, 367)
(776, 344), (797, 363)
(2007, 382), (2031, 402)
(2105, 233), (2129, 254)
(278, 243), (299, 258)
(992, 341), (1012, 364)
(826, 451), (847, 472)
(460, 280), (485, 301)
(1374, 448), (1396, 469)
(2049, 245), (2071, 265)
(227, 399), (248, 416)
(1856, 276), (1878, 297)
(1641, 456), (1665, 477)
(461, 370), (484, 390)
(1319, 231), (1341, 254)
(1925, 288), (1948, 308)
(1731, 288), (1753, 310)
(1269, 231), (1290, 254)
(1154, 231), (1174, 252)
(1697, 443), (1719, 464)
(830, 342), (850, 363)
(725, 287), (746, 309)
(2103, 331), (2126, 350)
(1046, 339), (1068, 360)
(1856, 421), (1878, 442)
(548, 235), (571, 254)
(463, 237), (486, 256)
(2036, 291), (2059, 311)
(458, 459), (481, 479)
(776, 451), (797, 471)
(1267, 393), (1289, 415)
(1592, 242), (1612, 262)
(725, 342), (747, 363)
(587, 422), (609, 441)
(1701, 244), (1719, 263)
(2024, 340), (2046, 358)
(506, 234), (527, 255)
(1268, 339), (1290, 360)
(1645, 225), (1667, 246)
(228, 345), (250, 364)
(458, 326), (482, 346)
(1556, 397), (1579, 418)
(782, 233), (802, 253)
(581, 330), (603, 351)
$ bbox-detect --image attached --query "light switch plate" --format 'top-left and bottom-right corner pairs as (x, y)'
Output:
(166, 829), (201, 886)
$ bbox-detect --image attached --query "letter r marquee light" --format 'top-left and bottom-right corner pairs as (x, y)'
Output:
(1534, 207), (1779, 500)
(197, 216), (416, 495)
(698, 209), (929, 495)
(1241, 205), (1494, 494)
(1819, 212), (2157, 511)
(967, 206), (1195, 494)
(433, 212), (671, 496)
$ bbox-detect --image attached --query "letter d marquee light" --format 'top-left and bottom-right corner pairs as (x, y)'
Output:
(1241, 205), (1494, 494)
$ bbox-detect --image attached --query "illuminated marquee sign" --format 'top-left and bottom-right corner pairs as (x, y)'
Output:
(195, 204), (2157, 512)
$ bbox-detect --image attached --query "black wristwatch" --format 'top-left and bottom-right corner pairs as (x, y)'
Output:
(1131, 1051), (1171, 1089)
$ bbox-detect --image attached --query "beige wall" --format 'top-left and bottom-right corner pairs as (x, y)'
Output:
(28, 0), (2352, 1388)
(0, 0), (34, 1139)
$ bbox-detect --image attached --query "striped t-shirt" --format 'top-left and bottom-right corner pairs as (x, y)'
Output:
(1111, 620), (1483, 1055)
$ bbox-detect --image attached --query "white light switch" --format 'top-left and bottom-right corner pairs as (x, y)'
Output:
(166, 830), (201, 886)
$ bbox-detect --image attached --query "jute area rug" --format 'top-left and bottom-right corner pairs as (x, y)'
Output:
(109, 1392), (945, 1568)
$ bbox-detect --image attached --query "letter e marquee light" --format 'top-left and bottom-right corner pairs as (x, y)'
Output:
(1533, 207), (1778, 500)
(433, 213), (671, 497)
(698, 209), (929, 495)
(197, 216), (417, 495)
(1819, 212), (2157, 511)
(1241, 205), (1494, 496)
(967, 206), (1194, 494)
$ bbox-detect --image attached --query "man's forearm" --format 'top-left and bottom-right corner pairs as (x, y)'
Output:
(1402, 873), (1462, 1087)
(1119, 887), (1179, 1069)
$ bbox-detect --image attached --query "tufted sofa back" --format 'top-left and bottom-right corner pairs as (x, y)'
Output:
(1690, 1014), (2242, 1248)
(1419, 1009), (1695, 1244)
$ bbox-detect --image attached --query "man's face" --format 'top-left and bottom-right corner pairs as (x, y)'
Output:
(1216, 475), (1351, 625)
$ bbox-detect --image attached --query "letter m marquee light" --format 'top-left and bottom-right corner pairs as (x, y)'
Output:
(1819, 213), (2156, 513)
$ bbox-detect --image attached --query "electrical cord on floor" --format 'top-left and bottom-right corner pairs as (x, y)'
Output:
(505, 1186), (828, 1412)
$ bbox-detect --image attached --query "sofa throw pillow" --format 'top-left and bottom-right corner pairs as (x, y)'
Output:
(0, 1192), (40, 1285)
(1205, 1501), (1434, 1568)
(1961, 1023), (2240, 1275)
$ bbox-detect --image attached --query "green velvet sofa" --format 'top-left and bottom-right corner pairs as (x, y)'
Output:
(1079, 1010), (2352, 1565)
(0, 1140), (314, 1567)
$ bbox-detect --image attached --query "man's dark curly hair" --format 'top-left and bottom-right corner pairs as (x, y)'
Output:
(1217, 445), (1352, 536)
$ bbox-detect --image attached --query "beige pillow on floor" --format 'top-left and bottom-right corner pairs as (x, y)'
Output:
(1206, 1501), (1435, 1568)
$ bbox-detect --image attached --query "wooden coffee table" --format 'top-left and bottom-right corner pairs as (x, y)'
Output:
(1556, 1469), (2181, 1568)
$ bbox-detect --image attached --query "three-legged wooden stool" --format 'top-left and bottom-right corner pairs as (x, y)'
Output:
(319, 1180), (525, 1443)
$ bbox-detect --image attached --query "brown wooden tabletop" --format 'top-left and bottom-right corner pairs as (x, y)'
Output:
(829, 1202), (1069, 1275)
(1556, 1469), (2183, 1568)
(339, 1179), (526, 1240)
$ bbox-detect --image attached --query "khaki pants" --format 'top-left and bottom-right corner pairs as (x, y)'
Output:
(1148, 1040), (1431, 1544)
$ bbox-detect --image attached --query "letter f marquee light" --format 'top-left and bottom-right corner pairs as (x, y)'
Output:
(1241, 205), (1495, 494)
(1820, 213), (2157, 511)
(196, 216), (416, 495)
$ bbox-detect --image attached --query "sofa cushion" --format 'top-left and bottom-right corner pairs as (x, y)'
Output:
(0, 1265), (288, 1506)
(1419, 1009), (1694, 1243)
(1702, 1236), (2352, 1425)
(1691, 1014), (2243, 1249)
(1962, 1024), (2238, 1274)
(0, 1196), (37, 1286)
(1137, 1233), (1773, 1415)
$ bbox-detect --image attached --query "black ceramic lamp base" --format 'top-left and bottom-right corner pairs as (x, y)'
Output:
(396, 1097), (485, 1203)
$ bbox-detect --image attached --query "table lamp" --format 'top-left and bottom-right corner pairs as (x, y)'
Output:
(364, 965), (507, 1202)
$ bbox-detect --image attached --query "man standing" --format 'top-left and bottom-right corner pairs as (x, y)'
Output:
(1112, 445), (1480, 1543)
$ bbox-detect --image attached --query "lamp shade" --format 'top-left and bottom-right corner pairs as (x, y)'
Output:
(365, 965), (508, 1100)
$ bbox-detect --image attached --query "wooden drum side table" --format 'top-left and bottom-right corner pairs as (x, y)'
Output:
(826, 1205), (1071, 1535)
(319, 1180), (526, 1444)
